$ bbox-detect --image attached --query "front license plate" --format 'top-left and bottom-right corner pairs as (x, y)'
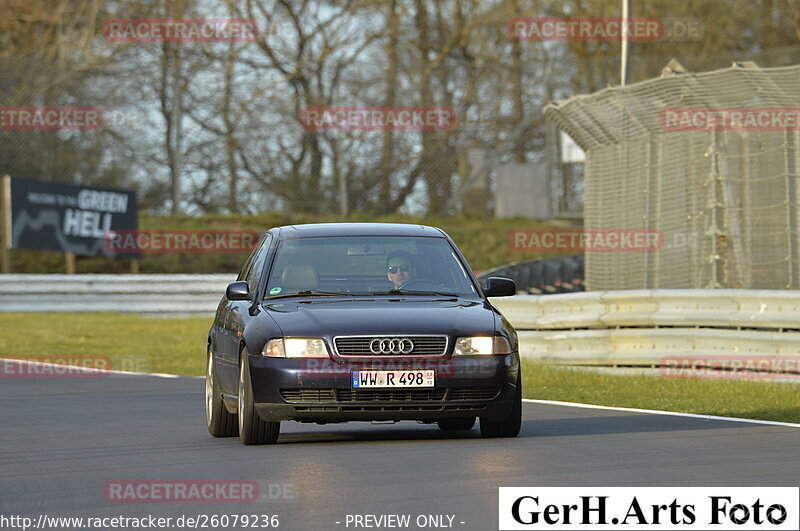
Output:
(352, 370), (435, 388)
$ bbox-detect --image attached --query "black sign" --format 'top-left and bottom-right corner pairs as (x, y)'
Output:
(10, 178), (138, 257)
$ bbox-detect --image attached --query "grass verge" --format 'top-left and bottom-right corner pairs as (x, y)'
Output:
(2, 313), (798, 424)
(0, 313), (210, 376)
(523, 363), (800, 424)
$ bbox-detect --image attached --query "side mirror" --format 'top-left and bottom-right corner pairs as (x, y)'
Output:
(484, 277), (516, 297)
(226, 281), (251, 301)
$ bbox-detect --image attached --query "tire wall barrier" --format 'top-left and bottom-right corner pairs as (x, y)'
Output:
(477, 256), (584, 295)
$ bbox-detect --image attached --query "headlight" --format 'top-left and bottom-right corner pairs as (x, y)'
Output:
(262, 338), (329, 358)
(453, 336), (511, 355)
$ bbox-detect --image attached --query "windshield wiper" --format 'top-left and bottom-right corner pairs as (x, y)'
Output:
(371, 289), (459, 297)
(265, 290), (353, 300)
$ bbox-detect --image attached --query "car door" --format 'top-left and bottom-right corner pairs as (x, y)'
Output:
(219, 233), (272, 391)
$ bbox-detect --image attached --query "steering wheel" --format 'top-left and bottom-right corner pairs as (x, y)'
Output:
(399, 279), (449, 290)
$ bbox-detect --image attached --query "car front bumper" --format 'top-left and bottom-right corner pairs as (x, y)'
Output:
(248, 354), (520, 423)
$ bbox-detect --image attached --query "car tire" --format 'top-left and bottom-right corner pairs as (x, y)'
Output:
(206, 348), (238, 437)
(238, 349), (280, 445)
(479, 377), (521, 438)
(437, 417), (476, 431)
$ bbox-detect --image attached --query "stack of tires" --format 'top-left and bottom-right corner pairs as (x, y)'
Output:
(476, 255), (584, 295)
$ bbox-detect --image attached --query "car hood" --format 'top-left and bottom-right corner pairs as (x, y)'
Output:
(261, 297), (496, 337)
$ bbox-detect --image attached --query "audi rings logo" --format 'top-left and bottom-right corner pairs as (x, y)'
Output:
(369, 338), (415, 354)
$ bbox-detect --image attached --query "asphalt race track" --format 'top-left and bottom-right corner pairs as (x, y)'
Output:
(2, 374), (799, 531)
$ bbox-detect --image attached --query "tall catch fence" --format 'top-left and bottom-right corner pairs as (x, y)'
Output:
(545, 63), (800, 290)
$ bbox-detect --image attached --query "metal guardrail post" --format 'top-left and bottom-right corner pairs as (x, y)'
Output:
(1, 175), (11, 274)
(65, 252), (76, 275)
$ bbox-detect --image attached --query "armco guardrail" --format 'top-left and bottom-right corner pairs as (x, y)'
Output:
(0, 274), (234, 314)
(3, 277), (798, 372)
(491, 289), (800, 368)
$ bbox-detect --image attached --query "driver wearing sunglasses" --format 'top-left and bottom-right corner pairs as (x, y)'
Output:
(386, 250), (417, 289)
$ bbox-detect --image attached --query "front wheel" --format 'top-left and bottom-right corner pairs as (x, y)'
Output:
(238, 350), (280, 445)
(206, 349), (237, 437)
(479, 377), (521, 438)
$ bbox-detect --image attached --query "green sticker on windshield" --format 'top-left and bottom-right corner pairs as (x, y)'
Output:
(269, 287), (282, 295)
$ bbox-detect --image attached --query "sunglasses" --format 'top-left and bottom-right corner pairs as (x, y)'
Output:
(387, 265), (411, 274)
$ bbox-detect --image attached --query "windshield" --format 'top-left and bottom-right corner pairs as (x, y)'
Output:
(264, 236), (478, 299)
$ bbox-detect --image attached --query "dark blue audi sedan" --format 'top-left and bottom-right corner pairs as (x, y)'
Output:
(206, 223), (520, 444)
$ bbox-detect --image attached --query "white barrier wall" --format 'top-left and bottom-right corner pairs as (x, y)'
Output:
(491, 290), (800, 369)
(492, 290), (800, 330)
(0, 274), (234, 314)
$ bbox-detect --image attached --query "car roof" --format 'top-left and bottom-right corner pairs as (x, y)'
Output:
(275, 223), (446, 239)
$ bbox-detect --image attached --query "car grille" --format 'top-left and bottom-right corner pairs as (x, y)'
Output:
(337, 389), (446, 402)
(448, 387), (500, 401)
(280, 387), (500, 404)
(280, 389), (336, 402)
(334, 335), (448, 356)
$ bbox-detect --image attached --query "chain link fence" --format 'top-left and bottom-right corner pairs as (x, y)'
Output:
(546, 62), (800, 290)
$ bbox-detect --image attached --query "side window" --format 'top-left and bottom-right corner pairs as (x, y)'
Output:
(236, 235), (265, 281)
(245, 234), (272, 293)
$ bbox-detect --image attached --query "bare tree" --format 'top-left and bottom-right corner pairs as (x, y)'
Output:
(788, 0), (800, 40)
